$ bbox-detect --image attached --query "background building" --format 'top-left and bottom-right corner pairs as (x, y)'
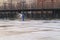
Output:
(0, 0), (59, 20)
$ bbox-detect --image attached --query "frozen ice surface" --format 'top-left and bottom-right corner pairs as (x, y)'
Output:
(0, 20), (60, 40)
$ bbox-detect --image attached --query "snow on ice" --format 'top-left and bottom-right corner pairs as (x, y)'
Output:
(0, 20), (60, 40)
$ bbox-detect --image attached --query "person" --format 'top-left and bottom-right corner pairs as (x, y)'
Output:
(17, 13), (22, 19)
(19, 14), (22, 18)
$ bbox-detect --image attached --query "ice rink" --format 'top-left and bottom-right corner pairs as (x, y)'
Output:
(0, 20), (60, 40)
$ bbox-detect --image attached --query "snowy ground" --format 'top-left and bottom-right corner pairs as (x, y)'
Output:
(0, 20), (60, 40)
